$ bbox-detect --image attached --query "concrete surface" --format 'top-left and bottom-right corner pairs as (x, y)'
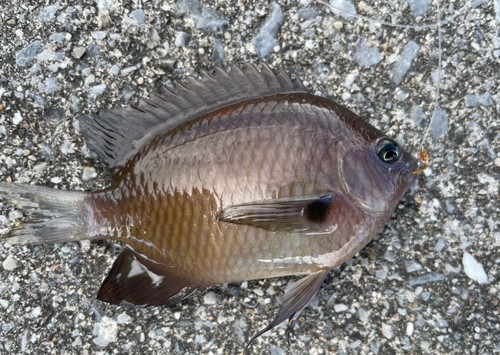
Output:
(0, 0), (499, 354)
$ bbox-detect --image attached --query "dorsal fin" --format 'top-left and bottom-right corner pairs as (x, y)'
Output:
(79, 63), (307, 170)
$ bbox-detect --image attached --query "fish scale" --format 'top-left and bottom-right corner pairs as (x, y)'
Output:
(0, 64), (419, 348)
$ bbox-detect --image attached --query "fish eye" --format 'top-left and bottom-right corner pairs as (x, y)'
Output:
(376, 139), (400, 164)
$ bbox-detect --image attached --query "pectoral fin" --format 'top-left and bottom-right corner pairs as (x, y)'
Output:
(98, 246), (202, 308)
(217, 194), (337, 234)
(245, 269), (329, 352)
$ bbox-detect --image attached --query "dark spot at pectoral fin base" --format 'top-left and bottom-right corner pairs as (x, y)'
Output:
(245, 269), (329, 352)
(79, 63), (307, 170)
(217, 194), (337, 234)
(98, 246), (200, 308)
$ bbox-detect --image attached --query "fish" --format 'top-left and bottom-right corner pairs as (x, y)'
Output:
(0, 63), (420, 349)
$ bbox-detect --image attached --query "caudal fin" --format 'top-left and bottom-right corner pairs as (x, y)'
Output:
(0, 182), (88, 245)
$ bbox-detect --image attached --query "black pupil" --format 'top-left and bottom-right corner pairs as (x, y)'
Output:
(377, 140), (400, 163)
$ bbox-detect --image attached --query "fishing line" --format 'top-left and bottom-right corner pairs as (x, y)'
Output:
(316, 0), (474, 30)
(316, 0), (472, 168)
(421, 0), (443, 146)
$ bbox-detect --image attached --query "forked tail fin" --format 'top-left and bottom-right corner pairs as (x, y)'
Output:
(0, 182), (88, 245)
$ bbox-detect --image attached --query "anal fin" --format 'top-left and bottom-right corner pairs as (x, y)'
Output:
(98, 246), (201, 308)
(245, 269), (329, 352)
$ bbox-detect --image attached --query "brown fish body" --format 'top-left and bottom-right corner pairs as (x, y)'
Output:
(86, 90), (415, 295)
(0, 64), (418, 344)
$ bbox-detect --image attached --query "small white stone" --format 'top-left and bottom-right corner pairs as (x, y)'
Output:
(82, 167), (97, 181)
(334, 304), (348, 312)
(358, 1), (371, 12)
(50, 177), (62, 184)
(32, 307), (41, 317)
(333, 21), (343, 30)
(92, 316), (117, 347)
(203, 291), (217, 305)
(91, 31), (107, 40)
(2, 254), (17, 271)
(463, 251), (488, 284)
(0, 300), (9, 309)
(381, 323), (393, 339)
(116, 312), (132, 325)
(406, 322), (414, 336)
(358, 307), (371, 322)
(494, 158), (500, 167)
(12, 113), (23, 125)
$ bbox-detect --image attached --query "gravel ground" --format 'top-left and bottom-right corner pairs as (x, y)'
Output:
(1, 0), (499, 354)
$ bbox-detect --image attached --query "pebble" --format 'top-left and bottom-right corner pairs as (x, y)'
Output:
(72, 46), (87, 59)
(429, 108), (448, 140)
(329, 0), (357, 21)
(411, 106), (427, 127)
(82, 167), (98, 180)
(358, 307), (371, 322)
(355, 38), (381, 67)
(2, 255), (17, 271)
(89, 84), (106, 98)
(131, 9), (146, 24)
(136, 77), (144, 85)
(2, 323), (14, 333)
(462, 251), (488, 284)
(407, 322), (414, 336)
(121, 66), (138, 74)
(253, 2), (283, 58)
(465, 92), (493, 107)
(38, 2), (60, 22)
(407, 0), (431, 16)
(175, 31), (191, 48)
(297, 7), (321, 19)
(116, 313), (133, 325)
(203, 291), (217, 305)
(381, 323), (393, 339)
(91, 31), (107, 40)
(334, 304), (348, 312)
(92, 317), (117, 347)
(393, 41), (420, 85)
(177, 0), (229, 32)
(16, 41), (42, 67)
(409, 273), (446, 286)
(44, 77), (62, 94)
(404, 259), (423, 273)
(50, 177), (62, 184)
(212, 39), (225, 62)
(32, 307), (41, 317)
(12, 113), (23, 125)
(358, 1), (372, 12)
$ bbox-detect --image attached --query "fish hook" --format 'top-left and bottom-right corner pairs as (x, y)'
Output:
(412, 146), (429, 174)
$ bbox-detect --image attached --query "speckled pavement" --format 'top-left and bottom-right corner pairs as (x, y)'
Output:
(0, 0), (499, 354)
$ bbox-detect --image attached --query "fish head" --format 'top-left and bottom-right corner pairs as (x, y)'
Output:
(337, 132), (418, 215)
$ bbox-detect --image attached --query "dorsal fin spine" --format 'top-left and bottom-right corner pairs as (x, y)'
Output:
(79, 64), (309, 170)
